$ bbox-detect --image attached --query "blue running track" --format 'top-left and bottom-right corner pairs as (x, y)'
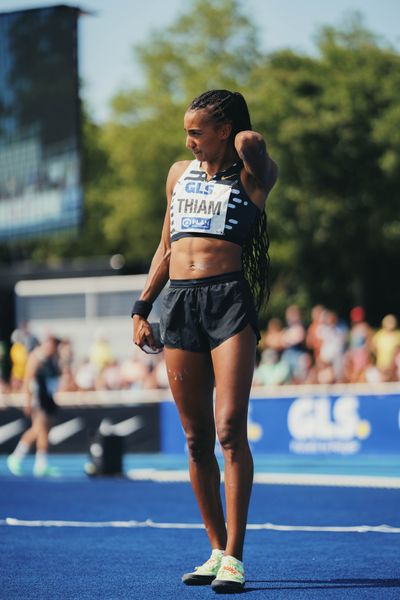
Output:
(1, 455), (400, 599)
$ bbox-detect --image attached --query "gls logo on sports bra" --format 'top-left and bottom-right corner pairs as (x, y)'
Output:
(185, 181), (214, 195)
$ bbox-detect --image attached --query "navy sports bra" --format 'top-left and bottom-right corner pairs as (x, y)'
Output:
(170, 160), (261, 247)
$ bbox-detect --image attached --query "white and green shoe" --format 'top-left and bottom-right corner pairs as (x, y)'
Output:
(182, 549), (224, 585)
(7, 455), (23, 476)
(211, 555), (245, 593)
(33, 464), (60, 478)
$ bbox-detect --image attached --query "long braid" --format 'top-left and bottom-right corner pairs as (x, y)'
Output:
(188, 90), (270, 310)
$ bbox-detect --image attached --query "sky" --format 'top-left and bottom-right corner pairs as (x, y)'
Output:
(1, 0), (400, 122)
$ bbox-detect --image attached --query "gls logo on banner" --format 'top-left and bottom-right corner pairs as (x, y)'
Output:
(287, 396), (371, 454)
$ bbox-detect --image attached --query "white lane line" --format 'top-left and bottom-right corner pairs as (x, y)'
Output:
(1, 518), (399, 533)
(126, 469), (400, 489)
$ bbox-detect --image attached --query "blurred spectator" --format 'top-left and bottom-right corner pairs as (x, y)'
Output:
(317, 310), (347, 381)
(89, 333), (114, 372)
(19, 321), (39, 352)
(356, 352), (384, 384)
(58, 338), (74, 370)
(99, 360), (123, 390)
(260, 317), (284, 353)
(75, 358), (98, 391)
(305, 304), (325, 361)
(292, 351), (318, 384)
(253, 349), (290, 386)
(372, 314), (400, 380)
(281, 305), (306, 379)
(58, 365), (79, 392)
(120, 352), (151, 389)
(152, 355), (169, 388)
(315, 357), (336, 384)
(394, 346), (400, 382)
(9, 329), (29, 391)
(344, 306), (372, 382)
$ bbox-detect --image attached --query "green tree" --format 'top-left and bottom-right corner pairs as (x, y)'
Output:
(250, 14), (400, 321)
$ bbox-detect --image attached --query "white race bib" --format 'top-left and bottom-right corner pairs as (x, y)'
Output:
(171, 177), (231, 236)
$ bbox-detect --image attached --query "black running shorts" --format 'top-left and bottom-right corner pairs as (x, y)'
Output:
(160, 271), (260, 352)
(31, 379), (58, 416)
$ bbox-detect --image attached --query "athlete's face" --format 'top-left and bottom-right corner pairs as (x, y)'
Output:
(184, 109), (231, 162)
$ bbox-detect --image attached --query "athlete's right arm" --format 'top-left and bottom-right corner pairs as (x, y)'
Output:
(132, 161), (188, 351)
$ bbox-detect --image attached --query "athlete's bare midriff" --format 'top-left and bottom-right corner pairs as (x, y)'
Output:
(169, 236), (243, 280)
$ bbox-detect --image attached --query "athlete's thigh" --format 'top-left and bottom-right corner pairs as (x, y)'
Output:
(211, 325), (256, 424)
(164, 347), (215, 433)
(32, 410), (52, 431)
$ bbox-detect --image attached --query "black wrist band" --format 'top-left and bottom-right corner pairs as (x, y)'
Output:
(131, 300), (152, 319)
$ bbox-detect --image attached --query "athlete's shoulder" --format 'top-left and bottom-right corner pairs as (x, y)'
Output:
(168, 160), (192, 179)
(166, 160), (192, 196)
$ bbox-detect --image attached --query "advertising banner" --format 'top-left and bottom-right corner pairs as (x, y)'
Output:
(0, 404), (160, 454)
(160, 392), (400, 456)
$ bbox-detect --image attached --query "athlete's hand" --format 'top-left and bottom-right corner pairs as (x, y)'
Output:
(132, 315), (157, 352)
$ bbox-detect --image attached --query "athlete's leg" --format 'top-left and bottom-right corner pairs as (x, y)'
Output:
(211, 325), (256, 561)
(164, 347), (227, 550)
(35, 410), (52, 452)
(19, 421), (38, 448)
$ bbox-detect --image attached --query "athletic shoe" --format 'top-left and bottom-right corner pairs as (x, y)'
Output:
(182, 549), (224, 585)
(7, 455), (23, 476)
(211, 555), (245, 593)
(33, 464), (60, 478)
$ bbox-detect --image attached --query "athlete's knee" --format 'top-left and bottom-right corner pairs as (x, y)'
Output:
(186, 430), (215, 463)
(216, 418), (247, 455)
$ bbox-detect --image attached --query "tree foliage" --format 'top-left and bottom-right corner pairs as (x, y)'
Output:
(250, 14), (400, 319)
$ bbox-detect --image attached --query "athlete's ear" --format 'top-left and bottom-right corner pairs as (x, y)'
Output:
(219, 122), (232, 141)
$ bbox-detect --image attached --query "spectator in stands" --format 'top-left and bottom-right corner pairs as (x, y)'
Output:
(372, 314), (400, 380)
(119, 351), (151, 389)
(305, 304), (325, 362)
(317, 310), (347, 381)
(260, 317), (284, 354)
(280, 305), (306, 380)
(75, 358), (97, 391)
(19, 321), (39, 353)
(291, 351), (319, 384)
(344, 306), (372, 383)
(152, 355), (169, 389)
(99, 360), (123, 390)
(89, 333), (114, 372)
(58, 364), (79, 392)
(253, 348), (290, 386)
(314, 356), (336, 384)
(393, 346), (400, 382)
(9, 329), (29, 391)
(58, 338), (74, 371)
(356, 352), (383, 384)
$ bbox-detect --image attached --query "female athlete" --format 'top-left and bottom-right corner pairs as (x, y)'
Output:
(132, 90), (278, 593)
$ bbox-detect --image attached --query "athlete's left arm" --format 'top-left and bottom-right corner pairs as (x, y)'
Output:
(235, 130), (278, 195)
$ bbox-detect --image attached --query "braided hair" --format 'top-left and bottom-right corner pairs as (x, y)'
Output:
(188, 90), (270, 311)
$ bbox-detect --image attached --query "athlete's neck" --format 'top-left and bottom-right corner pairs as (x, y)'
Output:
(200, 148), (239, 180)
